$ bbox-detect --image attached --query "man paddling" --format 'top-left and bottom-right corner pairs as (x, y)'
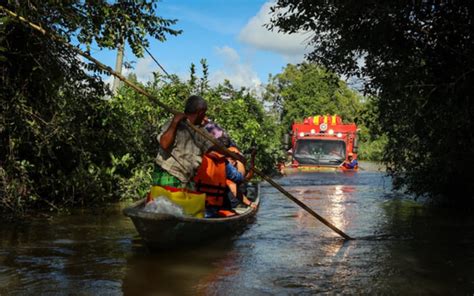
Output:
(153, 95), (213, 190)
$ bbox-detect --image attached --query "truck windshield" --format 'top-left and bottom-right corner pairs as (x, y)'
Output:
(293, 139), (346, 166)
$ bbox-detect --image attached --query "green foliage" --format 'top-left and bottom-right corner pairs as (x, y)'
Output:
(206, 83), (285, 175)
(265, 63), (363, 129)
(3, 1), (181, 56)
(270, 1), (474, 201)
(357, 133), (387, 162)
(0, 160), (35, 214)
(0, 1), (180, 214)
(356, 96), (387, 161)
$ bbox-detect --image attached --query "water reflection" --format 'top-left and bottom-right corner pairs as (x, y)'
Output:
(122, 239), (238, 295)
(0, 207), (133, 295)
(290, 184), (355, 233)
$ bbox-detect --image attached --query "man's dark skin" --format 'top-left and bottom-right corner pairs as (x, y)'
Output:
(159, 108), (207, 151)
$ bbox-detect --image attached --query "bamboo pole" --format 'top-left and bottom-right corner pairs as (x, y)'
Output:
(0, 6), (353, 240)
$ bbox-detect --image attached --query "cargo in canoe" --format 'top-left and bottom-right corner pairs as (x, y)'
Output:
(123, 183), (260, 249)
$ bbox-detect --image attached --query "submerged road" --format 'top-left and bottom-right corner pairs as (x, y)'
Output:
(1, 162), (474, 295)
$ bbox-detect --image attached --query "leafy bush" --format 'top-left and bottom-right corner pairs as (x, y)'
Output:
(0, 1), (180, 215)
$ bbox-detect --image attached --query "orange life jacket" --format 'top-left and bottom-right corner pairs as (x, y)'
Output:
(193, 151), (228, 207)
(217, 209), (236, 217)
(228, 146), (246, 175)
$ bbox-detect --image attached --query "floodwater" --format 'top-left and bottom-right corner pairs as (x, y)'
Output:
(1, 162), (474, 295)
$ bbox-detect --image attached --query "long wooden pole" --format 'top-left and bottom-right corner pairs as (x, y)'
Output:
(1, 6), (353, 240)
(254, 168), (352, 239)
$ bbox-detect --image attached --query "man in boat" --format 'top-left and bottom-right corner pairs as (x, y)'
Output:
(342, 152), (358, 169)
(153, 95), (213, 190)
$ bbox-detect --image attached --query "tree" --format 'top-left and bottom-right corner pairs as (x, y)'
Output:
(0, 1), (180, 213)
(265, 63), (362, 131)
(270, 1), (474, 202)
(206, 82), (284, 174)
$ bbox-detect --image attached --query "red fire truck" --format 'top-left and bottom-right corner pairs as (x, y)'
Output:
(280, 115), (358, 173)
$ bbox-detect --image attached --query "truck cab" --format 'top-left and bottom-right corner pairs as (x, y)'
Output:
(281, 115), (358, 173)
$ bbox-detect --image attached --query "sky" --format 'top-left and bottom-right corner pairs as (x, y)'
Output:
(94, 0), (311, 90)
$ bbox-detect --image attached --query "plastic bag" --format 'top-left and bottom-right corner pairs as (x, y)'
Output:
(143, 196), (184, 217)
(149, 185), (206, 218)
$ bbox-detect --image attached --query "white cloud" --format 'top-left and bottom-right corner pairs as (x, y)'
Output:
(134, 56), (156, 82)
(104, 47), (263, 95)
(239, 1), (311, 62)
(210, 46), (262, 92)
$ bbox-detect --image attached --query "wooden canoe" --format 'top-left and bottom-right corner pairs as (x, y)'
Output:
(123, 183), (260, 249)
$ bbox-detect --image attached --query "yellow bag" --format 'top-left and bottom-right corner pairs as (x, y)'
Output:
(150, 185), (205, 218)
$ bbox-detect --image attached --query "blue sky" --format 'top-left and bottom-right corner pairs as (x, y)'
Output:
(94, 0), (310, 90)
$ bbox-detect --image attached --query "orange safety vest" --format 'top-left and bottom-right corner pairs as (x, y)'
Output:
(193, 151), (228, 207)
(228, 146), (246, 175)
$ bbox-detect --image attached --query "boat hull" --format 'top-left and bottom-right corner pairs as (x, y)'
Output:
(124, 184), (259, 249)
